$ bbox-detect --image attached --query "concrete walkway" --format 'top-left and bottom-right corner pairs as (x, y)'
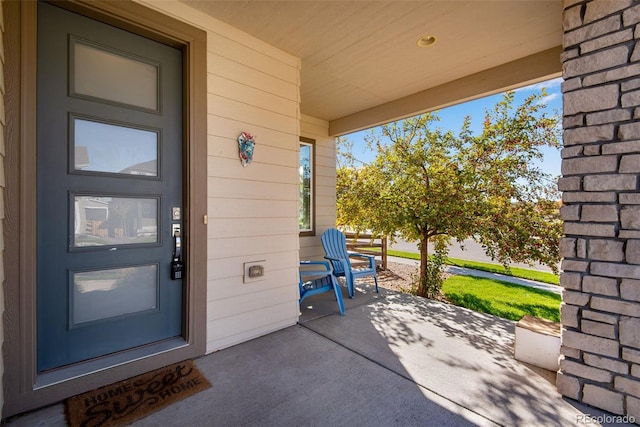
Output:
(389, 255), (561, 294)
(7, 284), (628, 427)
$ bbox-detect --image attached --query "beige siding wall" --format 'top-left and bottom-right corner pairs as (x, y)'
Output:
(139, 1), (301, 352)
(300, 114), (337, 261)
(0, 0), (5, 415)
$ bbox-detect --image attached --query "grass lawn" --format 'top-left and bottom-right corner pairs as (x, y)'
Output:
(364, 246), (561, 321)
(442, 275), (561, 322)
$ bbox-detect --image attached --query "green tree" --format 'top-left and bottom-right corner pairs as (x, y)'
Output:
(337, 91), (562, 297)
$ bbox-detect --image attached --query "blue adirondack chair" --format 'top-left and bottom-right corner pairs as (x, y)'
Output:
(299, 260), (345, 315)
(321, 228), (379, 298)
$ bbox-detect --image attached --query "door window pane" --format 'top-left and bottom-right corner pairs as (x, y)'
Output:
(72, 265), (158, 325)
(72, 40), (159, 110)
(73, 196), (158, 248)
(73, 118), (158, 176)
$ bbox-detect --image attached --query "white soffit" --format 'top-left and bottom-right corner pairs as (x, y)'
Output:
(182, 0), (562, 134)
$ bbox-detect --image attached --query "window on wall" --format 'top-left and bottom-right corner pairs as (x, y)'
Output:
(299, 137), (315, 236)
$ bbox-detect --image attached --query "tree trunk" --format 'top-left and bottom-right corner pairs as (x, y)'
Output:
(416, 231), (430, 297)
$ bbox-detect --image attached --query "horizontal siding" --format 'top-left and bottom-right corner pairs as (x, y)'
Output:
(207, 118), (299, 150)
(207, 263), (298, 295)
(208, 281), (298, 321)
(209, 198), (297, 220)
(206, 307), (298, 351)
(299, 114), (337, 261)
(208, 234), (299, 259)
(211, 272), (298, 304)
(206, 31), (299, 83)
(298, 114), (328, 136)
(207, 73), (298, 119)
(207, 135), (298, 164)
(207, 54), (298, 102)
(207, 251), (298, 282)
(140, 0), (301, 353)
(208, 217), (297, 239)
(208, 156), (297, 185)
(207, 93), (298, 135)
(208, 177), (297, 200)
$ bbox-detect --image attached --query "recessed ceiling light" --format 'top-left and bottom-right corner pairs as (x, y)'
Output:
(416, 35), (437, 47)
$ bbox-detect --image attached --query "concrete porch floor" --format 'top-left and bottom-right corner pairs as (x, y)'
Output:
(6, 285), (630, 426)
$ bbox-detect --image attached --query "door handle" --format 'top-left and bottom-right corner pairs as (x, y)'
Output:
(173, 228), (182, 260)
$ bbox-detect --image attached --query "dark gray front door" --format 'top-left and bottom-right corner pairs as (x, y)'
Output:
(37, 2), (184, 372)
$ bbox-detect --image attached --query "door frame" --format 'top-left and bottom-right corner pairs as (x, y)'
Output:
(3, 0), (207, 417)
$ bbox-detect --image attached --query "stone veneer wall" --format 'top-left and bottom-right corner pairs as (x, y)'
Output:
(558, 0), (640, 418)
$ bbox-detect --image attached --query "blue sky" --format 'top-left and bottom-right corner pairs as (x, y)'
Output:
(341, 77), (563, 178)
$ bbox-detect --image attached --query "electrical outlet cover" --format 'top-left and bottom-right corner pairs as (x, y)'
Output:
(243, 261), (266, 283)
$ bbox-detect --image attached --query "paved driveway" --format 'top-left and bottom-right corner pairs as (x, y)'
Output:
(390, 238), (558, 273)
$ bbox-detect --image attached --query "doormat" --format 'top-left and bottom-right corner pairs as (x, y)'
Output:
(66, 359), (211, 427)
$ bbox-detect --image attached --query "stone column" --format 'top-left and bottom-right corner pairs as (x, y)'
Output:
(559, 0), (640, 419)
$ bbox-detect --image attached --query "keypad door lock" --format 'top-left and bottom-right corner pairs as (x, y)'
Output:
(171, 258), (184, 280)
(170, 227), (184, 280)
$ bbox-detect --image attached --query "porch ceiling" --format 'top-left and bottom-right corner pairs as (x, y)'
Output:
(181, 1), (563, 135)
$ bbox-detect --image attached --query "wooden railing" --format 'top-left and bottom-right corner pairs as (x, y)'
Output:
(343, 232), (387, 270)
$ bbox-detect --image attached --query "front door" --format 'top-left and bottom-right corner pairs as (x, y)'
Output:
(37, 2), (184, 372)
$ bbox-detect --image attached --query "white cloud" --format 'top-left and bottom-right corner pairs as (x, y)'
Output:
(536, 92), (561, 106)
(544, 92), (560, 101)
